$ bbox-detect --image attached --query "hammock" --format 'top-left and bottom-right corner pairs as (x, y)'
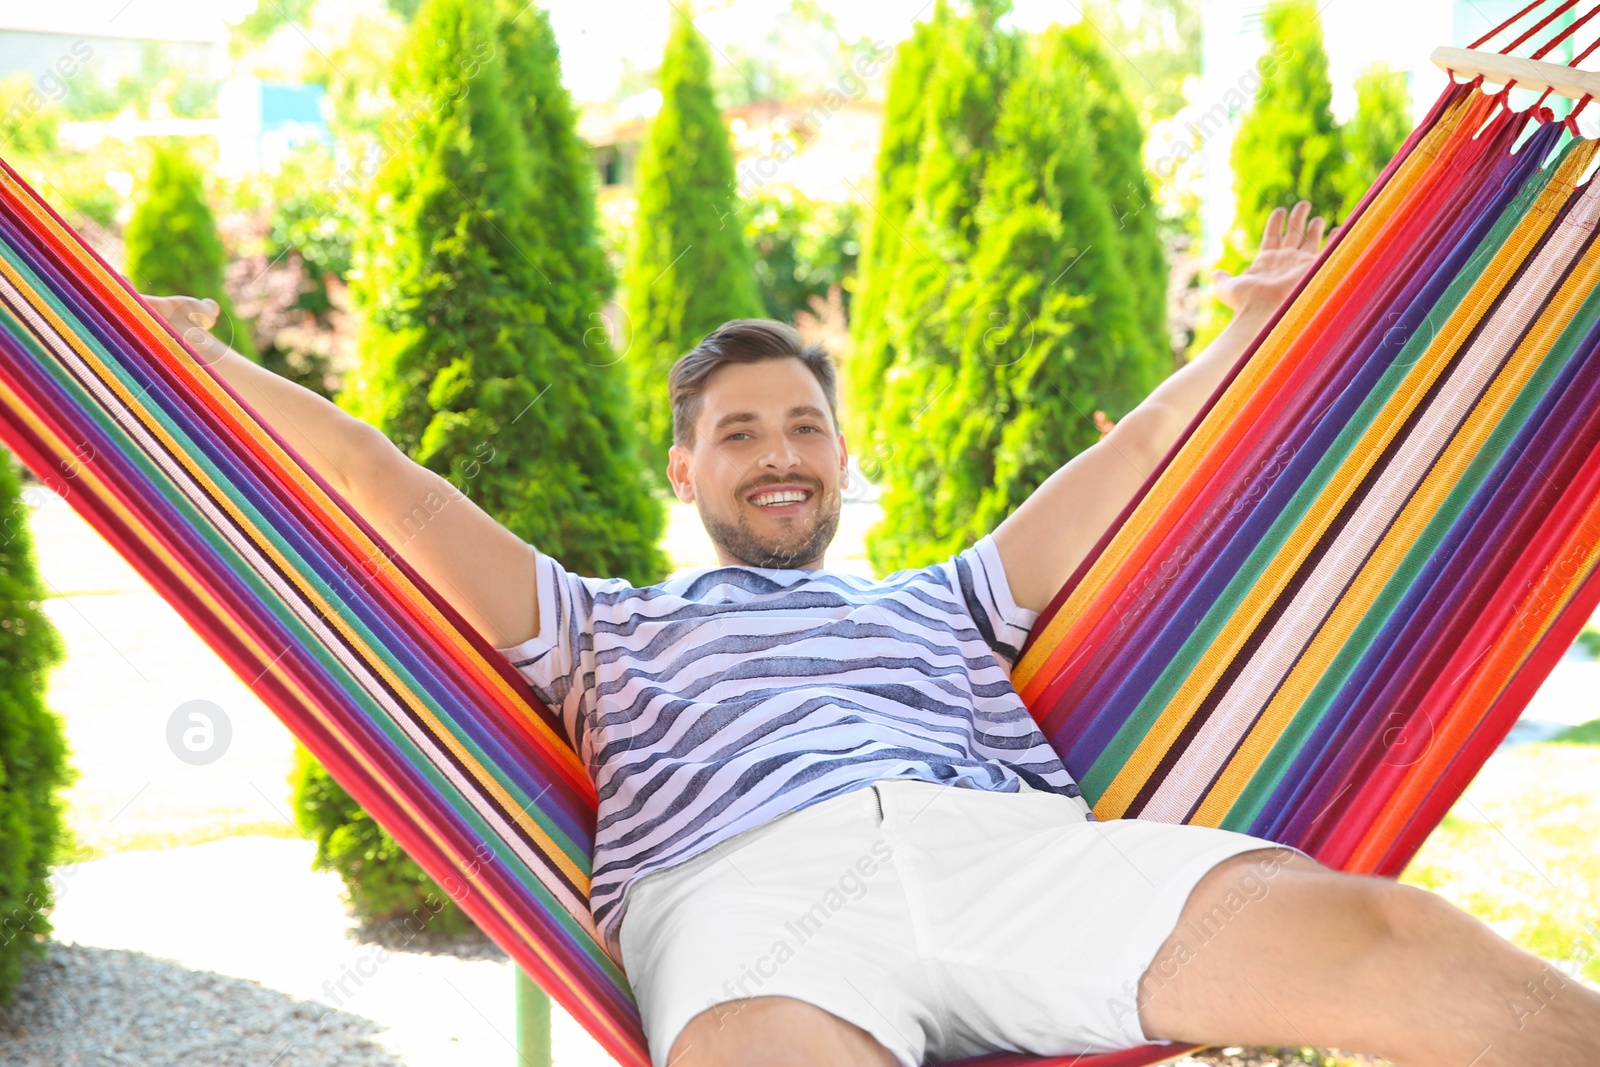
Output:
(3, 24), (1600, 1067)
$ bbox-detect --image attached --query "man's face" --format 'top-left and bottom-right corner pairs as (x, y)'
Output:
(667, 357), (848, 571)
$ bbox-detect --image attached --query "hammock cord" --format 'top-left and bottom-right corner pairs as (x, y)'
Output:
(1497, 0), (1581, 55)
(1530, 2), (1600, 57)
(1471, 0), (1557, 50)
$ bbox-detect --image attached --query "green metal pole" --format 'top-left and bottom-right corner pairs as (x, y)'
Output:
(515, 967), (553, 1067)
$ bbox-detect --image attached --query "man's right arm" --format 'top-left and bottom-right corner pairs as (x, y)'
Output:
(143, 295), (539, 649)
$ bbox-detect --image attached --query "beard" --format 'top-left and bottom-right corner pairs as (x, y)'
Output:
(697, 481), (842, 570)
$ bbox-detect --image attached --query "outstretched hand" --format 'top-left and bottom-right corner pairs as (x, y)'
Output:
(141, 293), (228, 364)
(1211, 201), (1328, 317)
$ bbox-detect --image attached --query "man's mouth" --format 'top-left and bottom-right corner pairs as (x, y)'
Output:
(747, 486), (813, 512)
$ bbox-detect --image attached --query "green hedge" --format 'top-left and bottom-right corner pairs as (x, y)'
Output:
(0, 457), (72, 1003)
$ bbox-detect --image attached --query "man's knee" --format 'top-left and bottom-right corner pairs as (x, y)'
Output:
(667, 995), (899, 1067)
(1319, 869), (1455, 973)
(1367, 877), (1466, 950)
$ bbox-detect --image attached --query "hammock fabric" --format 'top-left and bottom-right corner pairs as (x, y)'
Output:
(4, 48), (1600, 1067)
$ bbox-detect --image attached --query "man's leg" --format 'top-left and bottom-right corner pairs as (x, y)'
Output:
(1137, 848), (1600, 1066)
(666, 995), (903, 1067)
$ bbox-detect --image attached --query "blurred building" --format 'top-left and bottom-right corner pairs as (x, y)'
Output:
(0, 6), (230, 93)
(3, 5), (329, 178)
(579, 89), (883, 204)
(216, 78), (332, 176)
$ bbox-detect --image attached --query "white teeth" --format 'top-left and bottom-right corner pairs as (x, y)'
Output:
(752, 490), (809, 506)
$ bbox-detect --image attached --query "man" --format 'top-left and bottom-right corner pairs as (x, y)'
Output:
(146, 202), (1600, 1067)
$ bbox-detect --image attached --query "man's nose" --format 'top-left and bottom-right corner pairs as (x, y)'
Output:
(759, 433), (801, 469)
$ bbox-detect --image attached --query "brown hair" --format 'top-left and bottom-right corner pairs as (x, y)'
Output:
(668, 319), (839, 450)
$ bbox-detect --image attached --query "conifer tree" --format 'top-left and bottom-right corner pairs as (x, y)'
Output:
(867, 24), (1147, 571)
(851, 0), (1023, 568)
(498, 0), (612, 308)
(622, 7), (762, 486)
(1056, 23), (1172, 374)
(491, 0), (666, 579)
(125, 142), (258, 361)
(0, 453), (70, 1002)
(844, 14), (939, 452)
(852, 5), (1173, 572)
(1224, 0), (1343, 255)
(342, 0), (664, 584)
(1339, 62), (1411, 220)
(1193, 0), (1343, 350)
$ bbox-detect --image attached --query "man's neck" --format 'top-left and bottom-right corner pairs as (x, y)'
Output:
(715, 553), (827, 571)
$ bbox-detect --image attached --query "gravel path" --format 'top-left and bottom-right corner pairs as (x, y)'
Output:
(0, 941), (403, 1067)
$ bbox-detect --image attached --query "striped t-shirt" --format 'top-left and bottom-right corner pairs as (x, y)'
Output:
(494, 532), (1088, 962)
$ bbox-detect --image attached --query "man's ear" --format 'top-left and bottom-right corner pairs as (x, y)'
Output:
(667, 444), (695, 503)
(837, 430), (850, 485)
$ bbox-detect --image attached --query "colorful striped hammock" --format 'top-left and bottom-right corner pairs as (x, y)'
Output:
(5, 49), (1600, 1067)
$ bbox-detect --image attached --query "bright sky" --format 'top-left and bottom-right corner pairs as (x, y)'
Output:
(542, 0), (1069, 102)
(3, 0), (1481, 112)
(1, 0), (252, 42)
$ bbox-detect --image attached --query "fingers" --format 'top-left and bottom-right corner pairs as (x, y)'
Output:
(1304, 215), (1328, 252)
(1284, 201), (1311, 249)
(140, 293), (219, 331)
(1260, 206), (1288, 250)
(1261, 201), (1328, 253)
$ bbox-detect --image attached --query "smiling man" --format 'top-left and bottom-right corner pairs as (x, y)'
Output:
(669, 346), (844, 571)
(146, 202), (1600, 1067)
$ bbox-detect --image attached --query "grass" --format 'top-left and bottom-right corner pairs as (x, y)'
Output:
(1551, 716), (1600, 745)
(1401, 721), (1600, 984)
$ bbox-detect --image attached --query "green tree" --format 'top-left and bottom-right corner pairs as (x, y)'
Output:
(493, 0), (665, 572)
(867, 24), (1154, 571)
(342, 0), (662, 584)
(1080, 0), (1202, 125)
(1339, 62), (1412, 220)
(0, 455), (71, 1003)
(308, 0), (665, 931)
(849, 0), (1022, 552)
(622, 6), (763, 486)
(500, 1), (613, 309)
(124, 141), (258, 362)
(1056, 22), (1173, 372)
(842, 12), (940, 452)
(745, 189), (861, 325)
(1225, 0), (1344, 250)
(1193, 0), (1344, 351)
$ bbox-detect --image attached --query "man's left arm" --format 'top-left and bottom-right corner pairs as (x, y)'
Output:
(994, 201), (1328, 614)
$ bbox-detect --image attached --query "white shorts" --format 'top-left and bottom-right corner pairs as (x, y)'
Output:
(618, 776), (1290, 1067)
